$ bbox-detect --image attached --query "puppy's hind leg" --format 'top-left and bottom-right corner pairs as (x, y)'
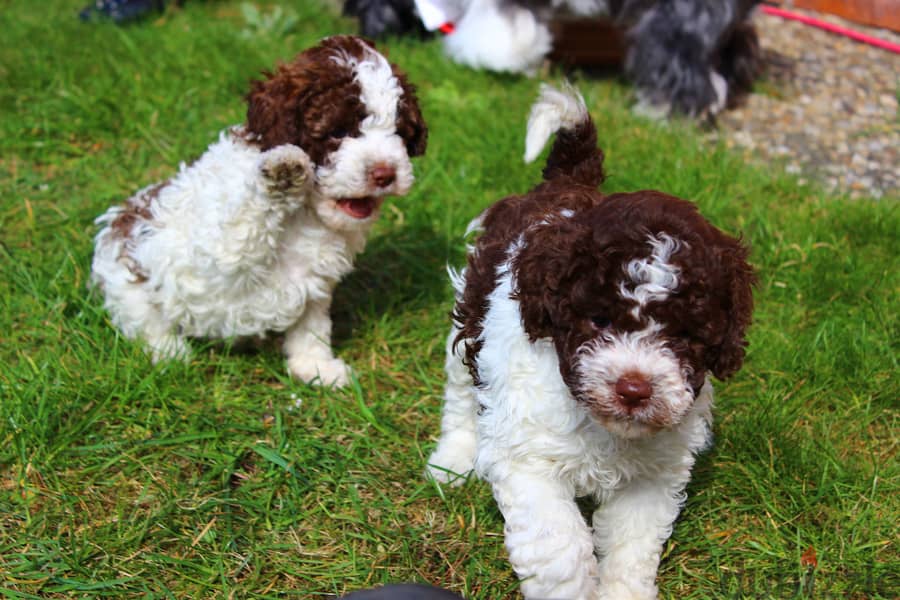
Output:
(100, 278), (189, 363)
(92, 233), (190, 363)
(426, 326), (478, 486)
(143, 320), (191, 364)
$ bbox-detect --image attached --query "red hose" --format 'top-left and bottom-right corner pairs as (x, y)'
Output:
(760, 4), (900, 54)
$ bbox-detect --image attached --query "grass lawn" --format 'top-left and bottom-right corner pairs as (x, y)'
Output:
(1, 1), (897, 598)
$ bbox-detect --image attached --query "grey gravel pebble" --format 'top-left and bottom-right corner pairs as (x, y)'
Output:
(711, 8), (899, 199)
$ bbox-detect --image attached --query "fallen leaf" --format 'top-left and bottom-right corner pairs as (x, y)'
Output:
(800, 545), (818, 568)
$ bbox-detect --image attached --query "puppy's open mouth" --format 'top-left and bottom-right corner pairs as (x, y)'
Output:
(336, 196), (381, 219)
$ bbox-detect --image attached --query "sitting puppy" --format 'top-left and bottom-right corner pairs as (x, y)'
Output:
(427, 84), (754, 599)
(91, 35), (427, 386)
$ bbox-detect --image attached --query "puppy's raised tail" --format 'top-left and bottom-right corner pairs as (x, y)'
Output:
(523, 83), (605, 188)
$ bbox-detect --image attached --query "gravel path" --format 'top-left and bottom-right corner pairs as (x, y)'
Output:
(337, 2), (897, 198)
(713, 7), (899, 199)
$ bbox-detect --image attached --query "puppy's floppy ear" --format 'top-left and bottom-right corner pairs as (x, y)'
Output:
(394, 71), (428, 157)
(512, 219), (595, 340)
(353, 35), (378, 51)
(707, 236), (755, 380)
(246, 60), (309, 151)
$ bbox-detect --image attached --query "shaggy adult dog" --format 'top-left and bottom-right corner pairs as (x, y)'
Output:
(427, 84), (754, 599)
(344, 0), (762, 118)
(91, 35), (427, 386)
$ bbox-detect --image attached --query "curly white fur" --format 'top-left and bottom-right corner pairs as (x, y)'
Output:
(442, 0), (553, 74)
(91, 42), (417, 386)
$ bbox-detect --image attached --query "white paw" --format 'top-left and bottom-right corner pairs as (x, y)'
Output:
(708, 70), (728, 116)
(259, 144), (314, 201)
(287, 356), (352, 388)
(597, 579), (657, 600)
(426, 434), (477, 486)
(147, 335), (191, 364)
(632, 94), (671, 121)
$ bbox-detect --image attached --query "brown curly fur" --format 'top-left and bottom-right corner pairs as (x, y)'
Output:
(511, 191), (755, 395)
(244, 35), (427, 165)
(453, 109), (754, 398)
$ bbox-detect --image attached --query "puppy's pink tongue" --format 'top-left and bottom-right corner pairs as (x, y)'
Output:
(337, 197), (377, 219)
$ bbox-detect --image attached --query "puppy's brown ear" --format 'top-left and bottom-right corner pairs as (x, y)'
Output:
(395, 71), (428, 157)
(707, 238), (755, 380)
(512, 220), (594, 340)
(354, 36), (378, 51)
(246, 61), (308, 150)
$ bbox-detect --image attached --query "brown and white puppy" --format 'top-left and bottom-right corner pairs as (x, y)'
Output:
(427, 84), (754, 599)
(92, 35), (426, 386)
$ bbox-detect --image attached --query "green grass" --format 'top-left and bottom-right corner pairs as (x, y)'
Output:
(1, 1), (897, 598)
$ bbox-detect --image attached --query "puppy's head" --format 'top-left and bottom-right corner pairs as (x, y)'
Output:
(513, 191), (755, 439)
(245, 35), (427, 230)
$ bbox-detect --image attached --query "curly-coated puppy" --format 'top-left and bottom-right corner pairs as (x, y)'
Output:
(91, 35), (427, 386)
(427, 84), (754, 599)
(354, 0), (761, 118)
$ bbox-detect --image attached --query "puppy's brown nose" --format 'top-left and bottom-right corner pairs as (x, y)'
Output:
(615, 374), (652, 408)
(369, 164), (396, 188)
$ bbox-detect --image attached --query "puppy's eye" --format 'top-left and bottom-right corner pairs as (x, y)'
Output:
(329, 127), (349, 139)
(591, 316), (612, 329)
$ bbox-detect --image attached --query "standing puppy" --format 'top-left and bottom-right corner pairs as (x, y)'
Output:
(92, 35), (427, 386)
(427, 85), (754, 599)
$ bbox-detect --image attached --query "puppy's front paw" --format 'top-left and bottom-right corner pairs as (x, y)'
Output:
(287, 356), (352, 388)
(147, 334), (192, 364)
(259, 144), (314, 200)
(597, 580), (656, 600)
(426, 435), (476, 486)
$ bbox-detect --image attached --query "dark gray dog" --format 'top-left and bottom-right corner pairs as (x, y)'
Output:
(341, 583), (463, 599)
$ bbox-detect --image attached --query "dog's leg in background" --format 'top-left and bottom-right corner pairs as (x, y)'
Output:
(426, 326), (478, 484)
(493, 472), (599, 600)
(717, 21), (762, 109)
(283, 296), (351, 387)
(624, 1), (741, 118)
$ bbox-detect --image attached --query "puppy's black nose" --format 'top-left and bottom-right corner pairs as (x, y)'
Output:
(369, 164), (396, 188)
(615, 374), (652, 408)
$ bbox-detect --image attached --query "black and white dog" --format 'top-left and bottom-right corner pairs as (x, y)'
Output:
(343, 0), (762, 118)
(342, 0), (431, 39)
